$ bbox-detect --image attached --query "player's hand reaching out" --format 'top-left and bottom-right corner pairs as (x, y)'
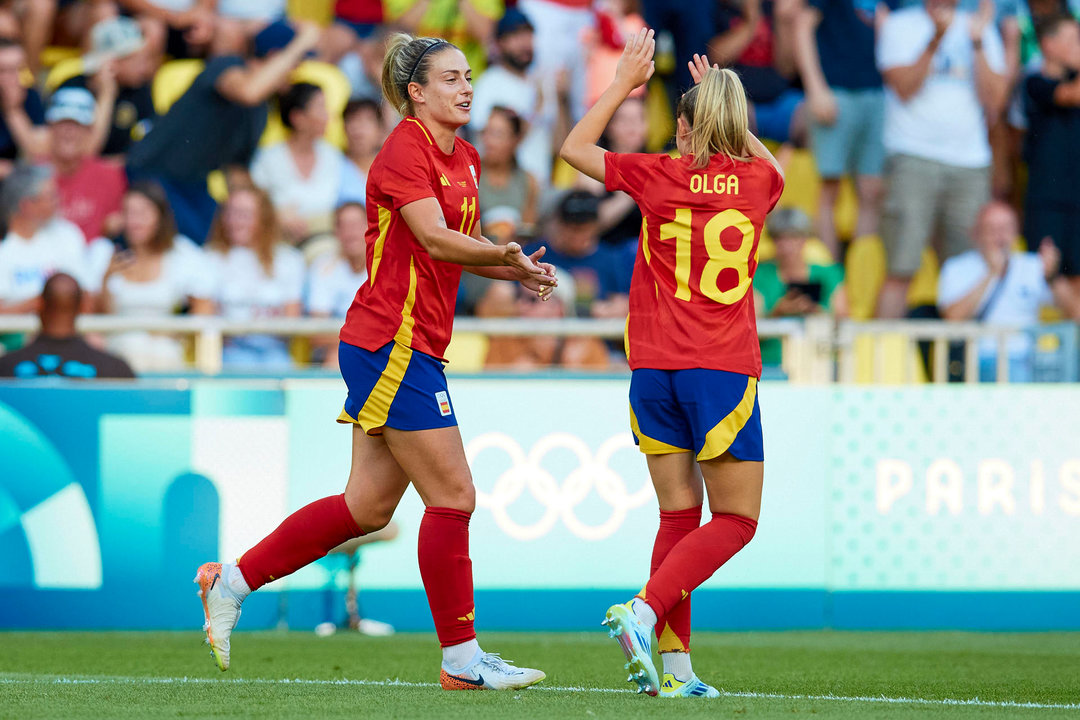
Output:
(503, 242), (558, 299)
(688, 53), (719, 85)
(614, 27), (655, 92)
(518, 246), (559, 300)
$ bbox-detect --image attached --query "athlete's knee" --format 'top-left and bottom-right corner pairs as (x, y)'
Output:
(344, 493), (398, 534)
(711, 511), (758, 547)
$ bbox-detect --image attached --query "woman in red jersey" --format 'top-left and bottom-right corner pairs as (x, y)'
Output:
(194, 33), (554, 691)
(560, 30), (784, 699)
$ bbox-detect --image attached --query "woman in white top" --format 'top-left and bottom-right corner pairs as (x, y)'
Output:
(250, 82), (345, 243)
(97, 181), (214, 372)
(205, 185), (304, 369)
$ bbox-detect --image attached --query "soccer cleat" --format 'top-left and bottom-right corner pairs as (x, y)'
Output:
(658, 672), (721, 698)
(194, 562), (243, 671)
(439, 652), (546, 691)
(602, 602), (660, 696)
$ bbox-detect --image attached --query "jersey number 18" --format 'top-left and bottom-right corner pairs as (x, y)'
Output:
(660, 208), (754, 304)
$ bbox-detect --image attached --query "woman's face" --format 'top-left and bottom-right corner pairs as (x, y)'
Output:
(774, 233), (807, 263)
(293, 90), (328, 138)
(607, 98), (648, 153)
(480, 112), (518, 163)
(123, 192), (160, 248)
(345, 106), (383, 155)
(224, 190), (258, 247)
(336, 205), (367, 260)
(412, 48), (473, 128)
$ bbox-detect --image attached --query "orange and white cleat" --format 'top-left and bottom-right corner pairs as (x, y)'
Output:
(439, 652), (546, 690)
(194, 562), (243, 671)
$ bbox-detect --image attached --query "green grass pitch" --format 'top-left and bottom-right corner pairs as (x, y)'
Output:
(2, 630), (1079, 718)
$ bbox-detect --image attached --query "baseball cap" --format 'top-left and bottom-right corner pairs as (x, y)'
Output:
(767, 206), (813, 238)
(46, 87), (96, 126)
(556, 190), (600, 224)
(496, 8), (534, 38)
(254, 20), (313, 58)
(83, 17), (145, 73)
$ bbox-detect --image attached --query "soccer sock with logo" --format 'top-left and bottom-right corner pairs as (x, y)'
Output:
(650, 506), (702, 654)
(237, 494), (363, 591)
(662, 651), (693, 681)
(639, 512), (757, 619)
(418, 506), (477, 649)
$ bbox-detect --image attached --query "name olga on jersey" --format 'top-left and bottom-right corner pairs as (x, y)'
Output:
(689, 173), (740, 195)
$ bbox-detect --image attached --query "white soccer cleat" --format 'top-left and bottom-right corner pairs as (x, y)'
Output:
(439, 652), (546, 690)
(602, 602), (660, 696)
(194, 562), (243, 671)
(658, 672), (721, 698)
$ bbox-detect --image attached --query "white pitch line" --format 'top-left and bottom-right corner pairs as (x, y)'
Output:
(2, 673), (1079, 710)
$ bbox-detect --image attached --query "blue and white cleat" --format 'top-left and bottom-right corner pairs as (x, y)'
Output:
(658, 673), (721, 698)
(601, 602), (660, 696)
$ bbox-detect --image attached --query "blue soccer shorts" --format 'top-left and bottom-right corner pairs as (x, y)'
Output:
(628, 368), (763, 462)
(337, 340), (458, 435)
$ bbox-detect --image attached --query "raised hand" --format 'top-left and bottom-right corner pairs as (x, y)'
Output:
(1039, 237), (1062, 281)
(614, 27), (655, 91)
(970, 0), (995, 42)
(688, 53), (719, 85)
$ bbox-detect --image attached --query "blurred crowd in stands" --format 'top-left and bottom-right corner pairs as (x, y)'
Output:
(0, 0), (1077, 378)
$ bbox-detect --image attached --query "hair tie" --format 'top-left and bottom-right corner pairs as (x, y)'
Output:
(408, 40), (448, 84)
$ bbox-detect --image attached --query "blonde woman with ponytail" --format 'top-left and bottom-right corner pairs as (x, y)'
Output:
(194, 33), (552, 691)
(561, 30), (785, 699)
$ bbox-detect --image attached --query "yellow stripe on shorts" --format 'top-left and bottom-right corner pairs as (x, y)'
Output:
(629, 404), (689, 455)
(354, 342), (414, 434)
(697, 376), (757, 461)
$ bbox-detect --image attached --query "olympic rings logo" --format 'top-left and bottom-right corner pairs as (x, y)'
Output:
(466, 432), (654, 541)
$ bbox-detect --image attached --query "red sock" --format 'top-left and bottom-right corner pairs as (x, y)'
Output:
(238, 494), (363, 591)
(418, 506), (475, 647)
(641, 512), (757, 619)
(651, 506), (702, 653)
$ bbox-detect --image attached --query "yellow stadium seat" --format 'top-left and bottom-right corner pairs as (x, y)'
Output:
(852, 332), (929, 384)
(40, 46), (81, 69)
(260, 61), (351, 149)
(845, 235), (887, 321)
(287, 0), (335, 25)
(152, 59), (205, 115)
(444, 332), (490, 373)
(907, 248), (940, 308)
(44, 57), (84, 93)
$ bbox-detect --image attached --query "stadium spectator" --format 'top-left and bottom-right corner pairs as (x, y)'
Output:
(469, 8), (560, 186)
(204, 186), (304, 369)
(711, 0), (808, 146)
(251, 82), (345, 245)
(754, 207), (847, 365)
(306, 202), (368, 320)
(1023, 13), (1080, 297)
(584, 0), (647, 108)
(516, 0), (592, 121)
(793, 0), (886, 258)
(60, 16), (160, 157)
(209, 0), (287, 56)
(591, 97), (646, 247)
(484, 271), (612, 369)
(43, 87), (127, 243)
(477, 106), (539, 232)
(320, 0), (385, 65)
(337, 98), (386, 206)
(0, 273), (135, 378)
(0, 38), (46, 179)
(94, 181), (214, 372)
(638, 0), (718, 115)
(938, 201), (1080, 381)
(875, 0), (1009, 318)
(117, 0), (216, 58)
(126, 20), (321, 245)
(524, 190), (632, 318)
(337, 26), (390, 103)
(0, 165), (86, 313)
(386, 0), (501, 77)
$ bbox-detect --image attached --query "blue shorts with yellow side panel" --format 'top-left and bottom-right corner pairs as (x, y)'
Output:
(628, 368), (763, 462)
(336, 340), (457, 435)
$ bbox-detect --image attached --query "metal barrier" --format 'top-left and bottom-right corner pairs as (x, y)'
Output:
(0, 314), (1073, 382)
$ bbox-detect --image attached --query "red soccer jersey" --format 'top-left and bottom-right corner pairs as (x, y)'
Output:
(339, 117), (481, 361)
(605, 150), (784, 376)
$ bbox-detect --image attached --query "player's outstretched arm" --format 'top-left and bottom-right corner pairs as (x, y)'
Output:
(462, 221), (558, 299)
(560, 27), (655, 183)
(400, 197), (555, 285)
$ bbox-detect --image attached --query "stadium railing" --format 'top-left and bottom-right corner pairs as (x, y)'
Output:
(0, 314), (1073, 383)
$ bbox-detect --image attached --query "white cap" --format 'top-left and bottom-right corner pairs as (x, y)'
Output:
(83, 16), (145, 73)
(46, 87), (96, 126)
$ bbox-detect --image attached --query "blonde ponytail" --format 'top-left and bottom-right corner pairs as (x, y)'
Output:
(677, 68), (757, 169)
(380, 33), (455, 118)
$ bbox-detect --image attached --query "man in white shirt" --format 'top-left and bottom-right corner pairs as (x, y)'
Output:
(468, 8), (561, 187)
(937, 201), (1079, 380)
(876, 0), (1009, 318)
(0, 165), (86, 313)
